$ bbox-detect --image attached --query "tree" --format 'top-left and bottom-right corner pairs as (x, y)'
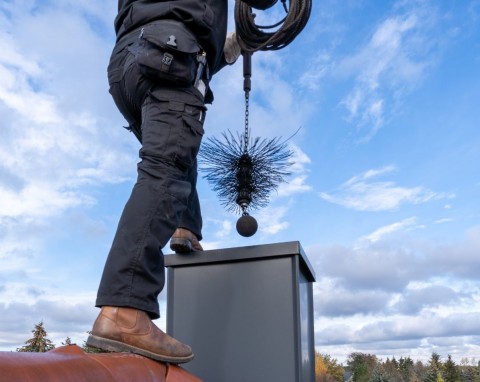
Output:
(424, 353), (444, 382)
(61, 336), (73, 346)
(414, 360), (429, 382)
(368, 367), (389, 382)
(315, 352), (345, 382)
(347, 353), (378, 382)
(316, 352), (329, 377)
(383, 357), (402, 381)
(423, 368), (440, 382)
(399, 356), (415, 381)
(430, 353), (442, 370)
(442, 355), (459, 382)
(458, 365), (478, 382)
(17, 321), (55, 352)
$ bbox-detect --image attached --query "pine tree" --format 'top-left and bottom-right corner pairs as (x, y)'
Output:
(430, 353), (442, 370)
(392, 357), (399, 370)
(414, 360), (429, 381)
(399, 356), (415, 381)
(459, 365), (477, 382)
(17, 321), (55, 352)
(442, 355), (459, 382)
(368, 367), (389, 382)
(381, 357), (398, 380)
(423, 368), (439, 382)
(61, 336), (73, 346)
(423, 353), (443, 382)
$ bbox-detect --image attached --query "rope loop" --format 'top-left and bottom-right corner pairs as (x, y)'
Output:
(234, 0), (312, 52)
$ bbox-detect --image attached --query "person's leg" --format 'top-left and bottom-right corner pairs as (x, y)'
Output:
(90, 52), (205, 362)
(179, 158), (203, 240)
(96, 88), (205, 318)
(170, 158), (204, 252)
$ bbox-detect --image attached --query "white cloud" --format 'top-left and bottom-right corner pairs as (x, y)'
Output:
(0, 2), (138, 351)
(320, 165), (452, 211)
(318, 312), (480, 346)
(277, 175), (311, 197)
(333, 2), (439, 140)
(393, 285), (471, 315)
(311, 225), (480, 297)
(308, 223), (480, 361)
(214, 219), (233, 239)
(298, 51), (332, 90)
(0, 3), (137, 226)
(0, 185), (91, 220)
(314, 280), (392, 317)
(257, 205), (290, 235)
(0, 298), (97, 350)
(434, 218), (454, 224)
(277, 144), (312, 197)
(360, 217), (418, 243)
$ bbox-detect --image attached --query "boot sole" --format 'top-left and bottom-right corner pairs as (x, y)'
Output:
(170, 238), (193, 253)
(86, 335), (194, 364)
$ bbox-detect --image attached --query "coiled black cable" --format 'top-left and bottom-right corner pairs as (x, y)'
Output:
(234, 0), (312, 52)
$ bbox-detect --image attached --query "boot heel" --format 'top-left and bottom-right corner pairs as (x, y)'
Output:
(170, 238), (193, 253)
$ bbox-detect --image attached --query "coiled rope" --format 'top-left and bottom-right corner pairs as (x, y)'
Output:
(234, 0), (312, 52)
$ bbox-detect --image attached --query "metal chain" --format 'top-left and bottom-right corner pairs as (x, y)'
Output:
(243, 91), (250, 153)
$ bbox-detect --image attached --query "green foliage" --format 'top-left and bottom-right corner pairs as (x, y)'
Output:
(383, 357), (403, 381)
(368, 367), (389, 382)
(81, 341), (106, 354)
(17, 321), (55, 352)
(313, 352), (480, 382)
(399, 356), (415, 381)
(458, 366), (480, 382)
(431, 353), (442, 369)
(347, 353), (378, 382)
(81, 331), (108, 354)
(443, 355), (460, 382)
(315, 352), (344, 382)
(423, 353), (444, 382)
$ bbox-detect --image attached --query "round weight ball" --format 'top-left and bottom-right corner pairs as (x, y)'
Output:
(236, 215), (258, 237)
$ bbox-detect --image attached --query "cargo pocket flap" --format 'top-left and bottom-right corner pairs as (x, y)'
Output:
(140, 20), (200, 54)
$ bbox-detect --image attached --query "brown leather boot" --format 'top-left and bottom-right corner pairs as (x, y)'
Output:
(170, 228), (203, 253)
(86, 307), (193, 363)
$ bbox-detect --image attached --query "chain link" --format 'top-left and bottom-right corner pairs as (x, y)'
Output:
(244, 91), (250, 153)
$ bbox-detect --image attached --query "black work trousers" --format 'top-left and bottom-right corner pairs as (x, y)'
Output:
(96, 37), (206, 319)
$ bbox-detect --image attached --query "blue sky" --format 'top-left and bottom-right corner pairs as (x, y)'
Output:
(1, 0), (479, 363)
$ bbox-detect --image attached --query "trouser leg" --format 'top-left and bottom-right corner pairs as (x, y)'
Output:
(95, 179), (179, 318)
(97, 58), (205, 319)
(177, 158), (203, 240)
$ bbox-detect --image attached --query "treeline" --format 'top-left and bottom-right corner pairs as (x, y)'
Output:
(14, 321), (480, 382)
(316, 351), (480, 382)
(16, 321), (103, 353)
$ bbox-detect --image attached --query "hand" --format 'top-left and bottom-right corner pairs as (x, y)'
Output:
(224, 32), (241, 64)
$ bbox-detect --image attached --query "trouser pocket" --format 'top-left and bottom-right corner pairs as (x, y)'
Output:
(140, 96), (206, 171)
(108, 52), (153, 142)
(129, 20), (202, 86)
